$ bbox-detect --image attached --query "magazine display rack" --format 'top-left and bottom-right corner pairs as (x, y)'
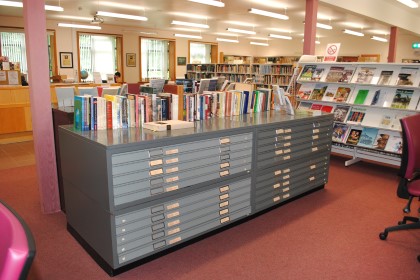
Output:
(295, 62), (420, 167)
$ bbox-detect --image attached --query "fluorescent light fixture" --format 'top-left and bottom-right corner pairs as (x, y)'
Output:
(250, 41), (269, 46)
(269, 33), (292, 40)
(397, 0), (419, 8)
(216, 38), (239, 43)
(227, 28), (256, 35)
(249, 8), (289, 20)
(97, 11), (147, 21)
(58, 23), (102, 30)
(343, 29), (364, 36)
(174, 33), (203, 39)
(172, 27), (202, 33)
(188, 0), (225, 7)
(0, 1), (63, 11)
(371, 36), (388, 42)
(316, 22), (332, 30)
(171, 20), (209, 29)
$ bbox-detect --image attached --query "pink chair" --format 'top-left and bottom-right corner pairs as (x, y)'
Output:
(0, 200), (36, 280)
(379, 114), (420, 260)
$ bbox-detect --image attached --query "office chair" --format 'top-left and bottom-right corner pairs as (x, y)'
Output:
(0, 200), (36, 280)
(379, 114), (420, 242)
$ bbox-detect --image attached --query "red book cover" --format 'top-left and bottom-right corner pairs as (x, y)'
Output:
(97, 87), (104, 97)
(106, 100), (112, 129)
(321, 105), (334, 113)
(310, 103), (323, 110)
(205, 95), (210, 119)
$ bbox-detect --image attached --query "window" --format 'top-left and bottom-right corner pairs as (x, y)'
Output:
(79, 34), (117, 82)
(0, 29), (56, 77)
(190, 42), (211, 64)
(141, 38), (170, 80)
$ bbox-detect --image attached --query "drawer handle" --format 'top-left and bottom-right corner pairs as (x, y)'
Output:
(167, 219), (180, 227)
(149, 159), (163, 167)
(166, 202), (179, 210)
(273, 183), (280, 189)
(220, 162), (230, 169)
(219, 185), (230, 193)
(219, 209), (229, 216)
(166, 157), (179, 164)
(168, 227), (180, 236)
(283, 155), (291, 160)
(165, 148), (179, 155)
(219, 193), (229, 200)
(285, 128), (292, 133)
(283, 193), (290, 199)
(276, 129), (284, 134)
(220, 170), (230, 177)
(169, 236), (182, 245)
(312, 135), (319, 140)
(220, 138), (230, 144)
(283, 168), (290, 173)
(283, 187), (290, 192)
(274, 170), (281, 176)
(313, 129), (320, 133)
(149, 168), (163, 176)
(283, 181), (290, 186)
(166, 167), (179, 174)
(273, 196), (280, 202)
(165, 185), (179, 192)
(219, 201), (229, 208)
(220, 217), (230, 224)
(166, 211), (180, 219)
(166, 176), (179, 183)
(275, 150), (283, 155)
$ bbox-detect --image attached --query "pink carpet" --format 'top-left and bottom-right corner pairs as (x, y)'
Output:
(0, 156), (419, 280)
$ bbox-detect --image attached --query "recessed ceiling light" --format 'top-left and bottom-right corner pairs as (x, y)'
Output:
(249, 8), (289, 20)
(171, 20), (209, 29)
(227, 28), (256, 35)
(316, 22), (332, 30)
(0, 0), (63, 11)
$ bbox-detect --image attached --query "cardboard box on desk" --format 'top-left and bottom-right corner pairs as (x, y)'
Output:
(143, 120), (194, 132)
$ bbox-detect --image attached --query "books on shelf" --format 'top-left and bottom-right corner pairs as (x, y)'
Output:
(346, 106), (367, 124)
(332, 123), (350, 143)
(333, 105), (351, 122)
(377, 70), (394, 85)
(353, 66), (376, 84)
(298, 101), (312, 110)
(324, 65), (355, 83)
(373, 130), (390, 150)
(395, 66), (419, 86)
(322, 84), (339, 101)
(352, 89), (369, 105)
(345, 127), (363, 145)
(384, 131), (403, 154)
(333, 86), (353, 102)
(297, 83), (315, 99)
(312, 66), (327, 82)
(309, 83), (328, 100)
(310, 103), (323, 111)
(357, 127), (379, 148)
(369, 88), (388, 106)
(299, 64), (317, 81)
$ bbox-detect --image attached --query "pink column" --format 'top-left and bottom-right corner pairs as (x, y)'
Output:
(388, 26), (398, 63)
(23, 0), (60, 213)
(303, 0), (318, 55)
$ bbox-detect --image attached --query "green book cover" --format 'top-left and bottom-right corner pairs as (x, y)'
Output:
(253, 91), (260, 112)
(354, 89), (369, 104)
(73, 95), (83, 130)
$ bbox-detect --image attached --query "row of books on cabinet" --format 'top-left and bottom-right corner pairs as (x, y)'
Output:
(299, 64), (420, 87)
(332, 123), (402, 154)
(298, 101), (416, 131)
(297, 83), (420, 110)
(73, 89), (276, 131)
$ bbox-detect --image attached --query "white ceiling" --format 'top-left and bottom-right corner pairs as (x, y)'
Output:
(1, 0), (420, 39)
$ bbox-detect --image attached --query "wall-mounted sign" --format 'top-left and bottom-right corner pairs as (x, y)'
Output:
(412, 42), (420, 49)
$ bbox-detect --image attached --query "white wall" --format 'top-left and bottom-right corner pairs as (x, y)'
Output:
(2, 15), (420, 83)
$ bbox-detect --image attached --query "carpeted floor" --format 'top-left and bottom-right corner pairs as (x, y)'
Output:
(1, 156), (419, 280)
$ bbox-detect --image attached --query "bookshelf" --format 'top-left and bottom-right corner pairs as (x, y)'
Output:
(186, 56), (299, 89)
(295, 62), (420, 167)
(59, 110), (333, 275)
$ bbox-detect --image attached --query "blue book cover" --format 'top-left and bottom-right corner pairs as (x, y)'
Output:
(74, 96), (83, 130)
(243, 91), (249, 114)
(357, 127), (379, 148)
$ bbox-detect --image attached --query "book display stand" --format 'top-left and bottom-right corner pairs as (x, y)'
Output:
(295, 62), (420, 167)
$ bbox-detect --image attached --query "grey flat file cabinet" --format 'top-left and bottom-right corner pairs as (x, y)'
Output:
(59, 110), (333, 276)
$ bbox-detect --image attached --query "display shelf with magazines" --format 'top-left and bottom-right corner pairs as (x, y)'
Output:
(295, 62), (420, 167)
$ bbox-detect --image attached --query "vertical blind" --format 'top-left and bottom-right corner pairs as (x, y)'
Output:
(141, 39), (169, 80)
(0, 32), (28, 74)
(79, 34), (116, 81)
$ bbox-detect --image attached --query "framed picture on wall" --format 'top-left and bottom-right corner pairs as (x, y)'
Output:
(60, 52), (73, 68)
(177, 57), (187, 66)
(126, 53), (136, 67)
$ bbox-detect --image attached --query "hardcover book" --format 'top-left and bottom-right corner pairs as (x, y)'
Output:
(396, 67), (418, 86)
(321, 105), (334, 113)
(346, 106), (367, 124)
(384, 132), (403, 154)
(390, 89), (413, 109)
(333, 86), (353, 102)
(298, 101), (313, 110)
(297, 83), (315, 99)
(345, 128), (363, 145)
(333, 105), (350, 122)
(332, 123), (350, 143)
(357, 127), (379, 148)
(299, 64), (317, 81)
(355, 67), (376, 84)
(325, 66), (344, 82)
(353, 89), (369, 105)
(310, 103), (323, 111)
(373, 130), (390, 150)
(311, 67), (326, 81)
(377, 70), (393, 85)
(322, 84), (339, 101)
(309, 84), (328, 100)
